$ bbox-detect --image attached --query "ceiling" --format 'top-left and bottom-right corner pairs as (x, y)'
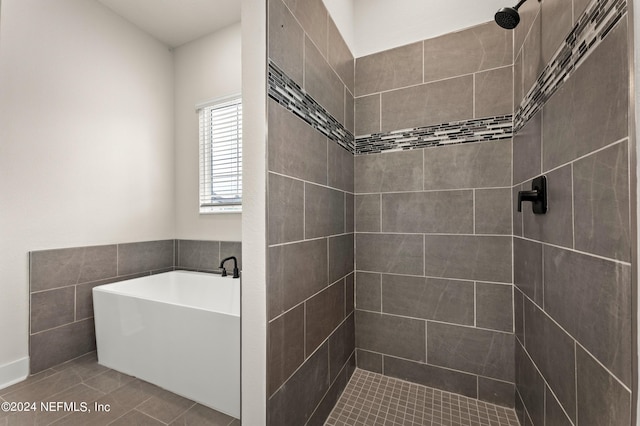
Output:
(96, 0), (241, 48)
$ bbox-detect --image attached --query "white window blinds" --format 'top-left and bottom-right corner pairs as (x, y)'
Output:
(198, 96), (242, 213)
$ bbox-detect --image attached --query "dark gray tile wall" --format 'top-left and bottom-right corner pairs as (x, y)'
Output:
(354, 18), (516, 410)
(267, 1), (355, 424)
(29, 239), (240, 374)
(355, 21), (512, 138)
(513, 4), (634, 426)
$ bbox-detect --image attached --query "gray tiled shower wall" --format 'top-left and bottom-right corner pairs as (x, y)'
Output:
(267, 0), (356, 425)
(353, 20), (516, 409)
(29, 239), (241, 374)
(512, 0), (634, 425)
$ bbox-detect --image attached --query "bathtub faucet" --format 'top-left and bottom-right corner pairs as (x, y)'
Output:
(219, 256), (240, 279)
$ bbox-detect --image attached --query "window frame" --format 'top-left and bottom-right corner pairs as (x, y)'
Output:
(197, 94), (243, 215)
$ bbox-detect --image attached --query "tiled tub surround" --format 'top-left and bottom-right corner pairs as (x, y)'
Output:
(267, 0), (356, 424)
(512, 0), (634, 425)
(29, 239), (241, 374)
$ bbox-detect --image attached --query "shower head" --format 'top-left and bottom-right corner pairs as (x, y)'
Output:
(494, 0), (528, 30)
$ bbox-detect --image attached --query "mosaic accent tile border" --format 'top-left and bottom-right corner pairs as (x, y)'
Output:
(514, 0), (627, 132)
(326, 369), (520, 426)
(268, 60), (355, 153)
(355, 115), (513, 155)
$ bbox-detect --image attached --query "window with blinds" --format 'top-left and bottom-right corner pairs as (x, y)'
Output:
(198, 96), (242, 213)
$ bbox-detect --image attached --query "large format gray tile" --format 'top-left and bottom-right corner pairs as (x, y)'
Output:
(542, 20), (628, 171)
(524, 299), (576, 423)
(423, 22), (512, 83)
(355, 42), (423, 96)
(52, 352), (108, 381)
(30, 319), (96, 374)
(514, 51), (524, 107)
(355, 149), (423, 193)
(356, 349), (383, 374)
(423, 139), (512, 190)
(136, 387), (195, 424)
(576, 346), (631, 426)
(268, 239), (328, 319)
(522, 165), (573, 248)
(219, 241), (242, 270)
(476, 282), (513, 333)
(268, 99), (327, 185)
(514, 288), (524, 344)
(475, 66), (513, 118)
(381, 75), (473, 132)
(169, 403), (236, 426)
(176, 240), (219, 271)
(356, 233), (424, 276)
(2, 369), (83, 403)
(513, 111), (542, 185)
(383, 356), (478, 400)
(355, 194), (380, 233)
(305, 37), (345, 125)
(355, 311), (426, 362)
(545, 385), (573, 426)
(267, 342), (330, 426)
(268, 0), (304, 85)
(345, 91), (354, 135)
(475, 188), (512, 235)
(345, 193), (354, 233)
(306, 281), (345, 355)
(305, 183), (345, 239)
(355, 94), (380, 136)
(515, 342), (545, 426)
(427, 322), (514, 382)
(83, 370), (135, 394)
(328, 142), (354, 193)
(327, 16), (354, 93)
(110, 410), (165, 426)
(382, 191), (473, 234)
(268, 304), (304, 397)
(30, 245), (117, 292)
(424, 235), (512, 283)
(355, 272), (381, 312)
(540, 0), (573, 65)
(522, 12), (543, 97)
(478, 377), (515, 408)
(31, 286), (75, 333)
(382, 275), (474, 326)
(117, 240), (174, 276)
(268, 173), (304, 245)
(328, 314), (355, 382)
(513, 237), (543, 306)
(544, 245), (632, 387)
(328, 234), (354, 284)
(345, 274), (354, 316)
(307, 353), (354, 426)
(514, 0), (541, 56)
(573, 141), (630, 261)
(283, 0), (327, 58)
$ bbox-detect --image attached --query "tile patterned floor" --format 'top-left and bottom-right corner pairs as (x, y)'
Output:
(325, 369), (520, 426)
(0, 352), (239, 426)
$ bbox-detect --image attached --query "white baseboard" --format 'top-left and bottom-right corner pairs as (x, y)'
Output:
(0, 357), (29, 391)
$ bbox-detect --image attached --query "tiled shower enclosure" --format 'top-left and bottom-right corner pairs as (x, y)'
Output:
(265, 0), (636, 424)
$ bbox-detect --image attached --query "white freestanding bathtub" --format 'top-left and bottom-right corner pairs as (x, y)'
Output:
(93, 271), (240, 418)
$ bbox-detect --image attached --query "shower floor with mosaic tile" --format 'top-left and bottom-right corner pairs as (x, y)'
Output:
(325, 369), (519, 426)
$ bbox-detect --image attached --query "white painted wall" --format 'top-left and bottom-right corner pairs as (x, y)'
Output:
(173, 24), (242, 241)
(240, 0), (267, 422)
(0, 0), (174, 379)
(325, 0), (510, 57)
